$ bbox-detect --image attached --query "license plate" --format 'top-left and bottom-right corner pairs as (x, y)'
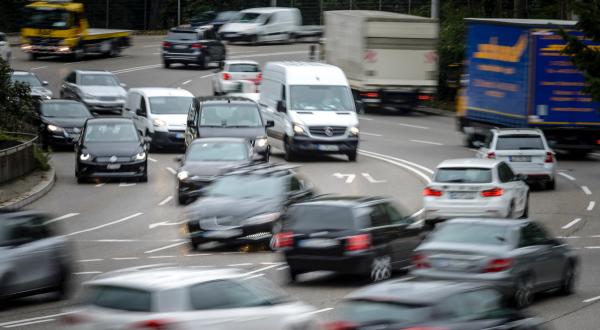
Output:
(510, 156), (531, 162)
(174, 45), (188, 49)
(449, 191), (476, 199)
(204, 229), (242, 238)
(435, 259), (470, 270)
(317, 145), (339, 151)
(106, 164), (121, 170)
(175, 133), (184, 139)
(299, 238), (339, 248)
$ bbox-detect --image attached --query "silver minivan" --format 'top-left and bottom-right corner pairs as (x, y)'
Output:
(219, 7), (300, 44)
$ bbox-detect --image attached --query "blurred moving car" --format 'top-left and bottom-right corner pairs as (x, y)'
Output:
(0, 211), (72, 302)
(184, 163), (314, 249)
(327, 280), (544, 330)
(411, 218), (578, 308)
(476, 128), (557, 190)
(62, 267), (320, 330)
(60, 70), (127, 115)
(212, 60), (261, 95)
(36, 99), (94, 149)
(10, 70), (53, 100)
(0, 32), (11, 66)
(226, 80), (260, 102)
(189, 10), (238, 32)
(162, 27), (226, 69)
(277, 196), (421, 282)
(219, 7), (300, 43)
(176, 138), (257, 204)
(75, 118), (149, 183)
(185, 96), (273, 160)
(123, 87), (194, 150)
(423, 158), (530, 229)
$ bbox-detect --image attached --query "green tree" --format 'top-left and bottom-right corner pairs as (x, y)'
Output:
(0, 58), (36, 133)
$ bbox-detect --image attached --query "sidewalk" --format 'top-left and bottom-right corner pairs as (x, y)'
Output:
(0, 167), (56, 211)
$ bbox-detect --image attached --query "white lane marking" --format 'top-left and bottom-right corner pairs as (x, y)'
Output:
(148, 255), (176, 259)
(95, 183), (105, 187)
(114, 63), (162, 74)
(228, 51), (257, 55)
(0, 313), (75, 327)
(158, 195), (173, 206)
(361, 132), (382, 137)
(198, 73), (215, 79)
(228, 263), (254, 267)
(30, 66), (48, 70)
(582, 186), (592, 195)
(74, 271), (103, 275)
(245, 264), (280, 275)
(145, 241), (187, 254)
(152, 52), (161, 55)
(333, 173), (356, 183)
(4, 318), (56, 328)
(277, 266), (289, 271)
(112, 257), (139, 260)
(230, 51), (305, 59)
(410, 139), (443, 146)
(398, 122), (429, 129)
(67, 212), (143, 236)
(45, 212), (79, 224)
(583, 295), (600, 303)
(119, 183), (136, 187)
(588, 201), (596, 211)
(558, 172), (576, 181)
(185, 253), (212, 257)
(95, 239), (138, 242)
(78, 259), (104, 263)
(149, 220), (184, 229)
(557, 236), (580, 239)
(182, 79), (192, 85)
(562, 218), (582, 230)
(358, 116), (373, 121)
(584, 246), (600, 249)
(148, 157), (157, 162)
(362, 173), (387, 183)
(243, 274), (265, 280)
(359, 149), (434, 174)
(142, 44), (160, 48)
(166, 167), (177, 174)
(304, 307), (334, 316)
(358, 150), (432, 183)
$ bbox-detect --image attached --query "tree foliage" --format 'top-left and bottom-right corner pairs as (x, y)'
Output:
(0, 58), (36, 133)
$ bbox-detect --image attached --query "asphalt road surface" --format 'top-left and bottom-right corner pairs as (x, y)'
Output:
(3, 36), (600, 329)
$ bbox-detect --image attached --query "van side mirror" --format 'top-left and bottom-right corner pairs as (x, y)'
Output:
(265, 120), (275, 128)
(136, 108), (146, 117)
(276, 100), (286, 113)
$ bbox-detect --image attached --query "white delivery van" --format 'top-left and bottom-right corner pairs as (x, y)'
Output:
(259, 62), (360, 161)
(123, 87), (194, 149)
(219, 7), (301, 44)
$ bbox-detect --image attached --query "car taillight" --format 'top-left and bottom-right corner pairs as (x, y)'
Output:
(274, 231), (294, 248)
(481, 187), (503, 197)
(483, 258), (512, 273)
(411, 253), (431, 269)
(60, 314), (90, 325)
(418, 94), (433, 101)
(487, 151), (496, 159)
(132, 319), (175, 330)
(545, 152), (554, 163)
(423, 187), (443, 197)
(223, 73), (231, 80)
(191, 43), (204, 49)
(162, 41), (172, 48)
(345, 234), (371, 251)
(361, 92), (379, 98)
(256, 73), (262, 81)
(325, 321), (358, 330)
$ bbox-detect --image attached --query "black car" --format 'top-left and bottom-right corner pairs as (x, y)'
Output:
(176, 137), (258, 204)
(184, 163), (314, 249)
(75, 118), (149, 183)
(327, 280), (543, 330)
(189, 10), (238, 32)
(36, 99), (93, 149)
(276, 196), (422, 282)
(185, 96), (273, 160)
(162, 27), (226, 69)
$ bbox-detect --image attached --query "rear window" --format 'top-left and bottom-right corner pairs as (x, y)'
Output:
(167, 31), (197, 40)
(190, 280), (279, 310)
(84, 286), (152, 312)
(431, 223), (509, 246)
(338, 300), (431, 326)
(228, 64), (259, 72)
(199, 104), (262, 127)
(434, 168), (492, 184)
(496, 135), (545, 150)
(286, 205), (357, 231)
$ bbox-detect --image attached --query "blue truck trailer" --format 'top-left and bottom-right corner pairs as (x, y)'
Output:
(457, 18), (600, 156)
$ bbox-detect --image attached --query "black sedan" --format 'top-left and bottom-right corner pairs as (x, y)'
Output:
(176, 137), (257, 204)
(75, 118), (149, 183)
(326, 280), (543, 330)
(162, 27), (226, 69)
(36, 100), (93, 149)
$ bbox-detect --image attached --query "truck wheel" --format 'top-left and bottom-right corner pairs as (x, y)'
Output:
(29, 52), (39, 60)
(71, 46), (84, 61)
(109, 42), (121, 57)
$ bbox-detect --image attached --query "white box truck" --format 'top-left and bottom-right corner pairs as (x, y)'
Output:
(324, 10), (439, 113)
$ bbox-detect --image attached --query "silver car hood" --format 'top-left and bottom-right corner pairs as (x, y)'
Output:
(79, 86), (126, 98)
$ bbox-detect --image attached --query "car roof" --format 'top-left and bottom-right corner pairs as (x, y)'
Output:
(294, 196), (386, 208)
(224, 60), (259, 65)
(240, 7), (297, 14)
(86, 268), (245, 291)
(85, 117), (134, 125)
(197, 96), (259, 105)
(346, 280), (492, 305)
(74, 70), (114, 75)
(436, 158), (501, 169)
(190, 137), (248, 145)
(493, 128), (544, 136)
(445, 217), (530, 227)
(264, 62), (347, 85)
(129, 87), (193, 98)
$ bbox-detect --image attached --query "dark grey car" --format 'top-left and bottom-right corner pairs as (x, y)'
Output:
(411, 218), (578, 308)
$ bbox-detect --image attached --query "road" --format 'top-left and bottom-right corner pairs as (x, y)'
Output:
(3, 36), (600, 329)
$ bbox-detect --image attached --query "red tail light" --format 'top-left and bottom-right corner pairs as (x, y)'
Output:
(345, 234), (371, 251)
(545, 152), (554, 163)
(487, 151), (496, 159)
(133, 319), (175, 330)
(418, 94), (433, 101)
(60, 314), (90, 325)
(274, 231), (294, 248)
(191, 43), (204, 49)
(423, 187), (443, 197)
(162, 41), (172, 48)
(483, 258), (512, 273)
(411, 253), (431, 269)
(361, 92), (379, 98)
(326, 321), (358, 330)
(223, 73), (231, 80)
(481, 187), (504, 197)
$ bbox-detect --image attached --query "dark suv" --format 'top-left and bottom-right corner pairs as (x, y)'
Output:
(276, 196), (423, 282)
(162, 27), (226, 69)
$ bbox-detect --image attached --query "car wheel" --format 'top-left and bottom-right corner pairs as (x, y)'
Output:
(163, 61), (171, 69)
(347, 151), (357, 162)
(506, 201), (515, 219)
(138, 175), (148, 183)
(71, 46), (84, 61)
(76, 173), (86, 184)
(53, 263), (72, 300)
(109, 42), (121, 57)
(559, 263), (577, 295)
(520, 195), (529, 219)
(370, 255), (392, 282)
(201, 55), (210, 70)
(29, 52), (38, 60)
(190, 241), (199, 251)
(287, 267), (300, 283)
(284, 139), (296, 162)
(178, 194), (188, 205)
(546, 179), (556, 190)
(513, 275), (534, 308)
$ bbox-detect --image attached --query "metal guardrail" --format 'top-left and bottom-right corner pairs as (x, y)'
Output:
(0, 132), (38, 185)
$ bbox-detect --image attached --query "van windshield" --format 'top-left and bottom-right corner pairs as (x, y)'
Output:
(290, 85), (355, 111)
(234, 12), (264, 23)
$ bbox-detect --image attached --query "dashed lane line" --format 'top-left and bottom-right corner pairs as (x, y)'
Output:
(66, 212), (143, 237)
(228, 263), (254, 267)
(562, 218), (582, 230)
(112, 257), (140, 260)
(4, 318), (56, 328)
(182, 79), (192, 85)
(397, 122), (429, 130)
(148, 157), (157, 162)
(245, 264), (280, 275)
(558, 172), (576, 181)
(148, 255), (176, 259)
(588, 201), (596, 211)
(584, 246), (600, 249)
(45, 212), (79, 224)
(277, 266), (290, 271)
(0, 313), (74, 327)
(119, 183), (136, 187)
(166, 167), (177, 175)
(95, 183), (105, 187)
(78, 259), (104, 263)
(583, 295), (600, 303)
(410, 139), (443, 146)
(361, 132), (382, 137)
(145, 241), (187, 254)
(358, 116), (373, 121)
(30, 66), (48, 70)
(158, 195), (173, 206)
(582, 186), (592, 195)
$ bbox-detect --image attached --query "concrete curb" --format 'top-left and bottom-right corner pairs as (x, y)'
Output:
(0, 167), (56, 211)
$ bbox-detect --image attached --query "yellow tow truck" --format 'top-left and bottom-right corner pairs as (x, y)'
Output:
(20, 0), (131, 60)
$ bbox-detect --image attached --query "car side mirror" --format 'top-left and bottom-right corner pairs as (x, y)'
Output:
(174, 155), (184, 163)
(42, 81), (49, 86)
(136, 108), (146, 117)
(276, 100), (286, 113)
(265, 120), (275, 128)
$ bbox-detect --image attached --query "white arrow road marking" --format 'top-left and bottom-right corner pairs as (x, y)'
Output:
(361, 173), (387, 183)
(333, 173), (356, 183)
(558, 172), (576, 181)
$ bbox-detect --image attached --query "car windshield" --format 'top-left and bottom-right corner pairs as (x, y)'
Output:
(167, 31), (197, 40)
(187, 141), (248, 161)
(290, 85), (355, 111)
(435, 167), (492, 183)
(216, 11), (237, 21)
(286, 205), (358, 231)
(148, 96), (193, 115)
(80, 74), (119, 87)
(338, 300), (431, 326)
(41, 103), (91, 118)
(24, 8), (73, 29)
(207, 175), (284, 199)
(496, 135), (545, 150)
(11, 74), (42, 87)
(83, 285), (152, 312)
(228, 64), (259, 72)
(84, 122), (139, 143)
(199, 104), (262, 127)
(234, 12), (263, 23)
(431, 223), (509, 246)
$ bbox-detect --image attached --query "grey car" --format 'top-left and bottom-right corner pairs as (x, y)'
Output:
(60, 70), (127, 115)
(0, 211), (73, 301)
(10, 70), (53, 101)
(411, 218), (578, 308)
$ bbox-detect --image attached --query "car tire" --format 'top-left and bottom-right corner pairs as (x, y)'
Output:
(71, 46), (84, 61)
(178, 194), (188, 205)
(200, 55), (210, 70)
(53, 263), (72, 300)
(559, 262), (577, 295)
(520, 195), (529, 219)
(287, 267), (300, 283)
(370, 254), (392, 282)
(506, 201), (515, 219)
(109, 42), (121, 57)
(76, 173), (86, 184)
(513, 275), (534, 309)
(284, 139), (296, 162)
(29, 52), (38, 60)
(347, 151), (357, 162)
(546, 179), (556, 190)
(190, 241), (199, 251)
(163, 61), (171, 69)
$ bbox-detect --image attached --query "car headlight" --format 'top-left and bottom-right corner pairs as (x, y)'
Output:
(350, 126), (359, 135)
(47, 124), (63, 132)
(242, 212), (280, 226)
(153, 119), (167, 127)
(79, 153), (91, 161)
(135, 152), (146, 161)
(177, 170), (189, 181)
(293, 124), (306, 136)
(255, 137), (268, 148)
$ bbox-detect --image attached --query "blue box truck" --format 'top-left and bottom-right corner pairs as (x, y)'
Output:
(457, 18), (600, 156)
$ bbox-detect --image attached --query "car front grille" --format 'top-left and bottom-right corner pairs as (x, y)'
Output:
(309, 126), (347, 137)
(98, 96), (117, 101)
(95, 156), (132, 163)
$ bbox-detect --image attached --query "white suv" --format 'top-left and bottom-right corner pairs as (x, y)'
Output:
(476, 128), (557, 190)
(213, 60), (261, 95)
(423, 158), (530, 229)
